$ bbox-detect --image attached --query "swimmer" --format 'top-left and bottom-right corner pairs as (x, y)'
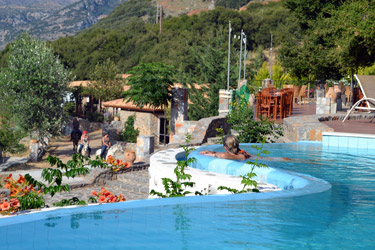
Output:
(200, 135), (251, 160)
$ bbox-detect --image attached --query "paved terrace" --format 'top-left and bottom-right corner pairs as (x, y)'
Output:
(283, 103), (375, 142)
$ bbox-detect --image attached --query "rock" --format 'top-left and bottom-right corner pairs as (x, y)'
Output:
(95, 144), (124, 160)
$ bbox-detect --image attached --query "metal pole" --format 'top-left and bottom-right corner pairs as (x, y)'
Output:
(156, 4), (159, 24)
(238, 29), (243, 89)
(159, 5), (162, 34)
(227, 21), (231, 91)
(243, 35), (246, 82)
(270, 33), (273, 80)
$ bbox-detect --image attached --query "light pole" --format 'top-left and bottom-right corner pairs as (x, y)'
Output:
(238, 29), (244, 89)
(270, 33), (273, 80)
(227, 21), (232, 91)
(243, 35), (247, 82)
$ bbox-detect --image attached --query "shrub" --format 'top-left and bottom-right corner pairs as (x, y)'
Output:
(226, 99), (284, 143)
(63, 101), (75, 117)
(120, 115), (139, 143)
(86, 111), (104, 123)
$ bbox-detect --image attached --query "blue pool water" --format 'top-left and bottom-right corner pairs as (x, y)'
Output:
(1, 142), (375, 249)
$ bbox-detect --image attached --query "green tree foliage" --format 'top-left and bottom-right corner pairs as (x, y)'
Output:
(0, 114), (25, 159)
(43, 0), (294, 81)
(254, 62), (270, 86)
(0, 33), (70, 140)
(124, 62), (174, 109)
(183, 31), (238, 120)
(280, 0), (375, 80)
(120, 115), (139, 143)
(88, 58), (124, 102)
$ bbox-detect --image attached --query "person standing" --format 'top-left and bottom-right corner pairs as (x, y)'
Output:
(100, 132), (111, 159)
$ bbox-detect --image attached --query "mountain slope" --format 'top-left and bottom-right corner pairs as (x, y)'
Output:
(0, 0), (127, 49)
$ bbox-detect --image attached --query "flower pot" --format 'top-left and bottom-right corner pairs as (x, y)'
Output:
(114, 117), (120, 121)
(30, 139), (38, 144)
(124, 151), (136, 167)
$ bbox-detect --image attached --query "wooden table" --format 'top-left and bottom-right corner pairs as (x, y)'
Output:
(256, 90), (289, 120)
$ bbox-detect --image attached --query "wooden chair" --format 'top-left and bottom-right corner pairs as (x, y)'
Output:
(293, 85), (301, 104)
(297, 85), (307, 104)
(345, 86), (351, 103)
(273, 92), (286, 121)
(283, 84), (294, 89)
(282, 89), (293, 117)
(259, 92), (274, 119)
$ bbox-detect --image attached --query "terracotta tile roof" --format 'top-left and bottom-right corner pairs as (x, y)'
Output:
(102, 98), (164, 112)
(69, 80), (90, 88)
(70, 75), (210, 112)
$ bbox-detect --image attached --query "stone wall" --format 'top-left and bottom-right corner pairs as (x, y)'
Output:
(101, 110), (163, 145)
(283, 113), (375, 142)
(134, 112), (162, 145)
(171, 116), (231, 145)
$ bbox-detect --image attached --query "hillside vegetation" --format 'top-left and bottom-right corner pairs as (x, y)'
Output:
(47, 0), (294, 81)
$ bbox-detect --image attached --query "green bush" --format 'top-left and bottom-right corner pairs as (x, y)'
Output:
(226, 99), (284, 143)
(86, 111), (104, 123)
(63, 101), (75, 117)
(120, 115), (139, 143)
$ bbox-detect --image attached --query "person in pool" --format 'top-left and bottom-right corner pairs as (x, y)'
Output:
(200, 135), (251, 160)
(200, 135), (292, 162)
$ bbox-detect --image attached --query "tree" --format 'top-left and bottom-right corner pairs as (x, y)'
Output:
(253, 62), (270, 86)
(0, 33), (70, 140)
(0, 113), (25, 162)
(124, 62), (174, 109)
(88, 58), (124, 109)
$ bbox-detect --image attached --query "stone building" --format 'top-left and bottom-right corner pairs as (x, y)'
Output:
(102, 98), (167, 145)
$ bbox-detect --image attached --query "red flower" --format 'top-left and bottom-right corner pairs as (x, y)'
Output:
(5, 174), (12, 180)
(91, 190), (97, 196)
(17, 175), (25, 184)
(1, 201), (10, 211)
(98, 196), (106, 203)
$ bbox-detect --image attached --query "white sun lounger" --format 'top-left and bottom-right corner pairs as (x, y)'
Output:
(343, 74), (375, 122)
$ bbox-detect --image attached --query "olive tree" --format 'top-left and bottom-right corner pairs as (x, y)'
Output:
(0, 33), (71, 141)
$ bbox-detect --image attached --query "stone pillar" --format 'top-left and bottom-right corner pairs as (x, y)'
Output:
(136, 136), (154, 161)
(218, 89), (233, 117)
(29, 140), (39, 162)
(170, 88), (188, 135)
(316, 88), (337, 114)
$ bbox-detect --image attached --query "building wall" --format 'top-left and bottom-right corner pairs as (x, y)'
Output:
(116, 109), (163, 145)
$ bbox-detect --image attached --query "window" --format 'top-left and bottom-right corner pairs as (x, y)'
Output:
(159, 117), (169, 144)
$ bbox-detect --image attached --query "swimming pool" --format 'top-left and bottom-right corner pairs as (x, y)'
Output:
(1, 142), (374, 249)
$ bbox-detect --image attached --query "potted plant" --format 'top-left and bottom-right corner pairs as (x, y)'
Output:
(114, 114), (120, 121)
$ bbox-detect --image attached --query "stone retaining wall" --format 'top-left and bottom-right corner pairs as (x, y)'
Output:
(0, 163), (149, 198)
(284, 113), (375, 142)
(171, 116), (231, 145)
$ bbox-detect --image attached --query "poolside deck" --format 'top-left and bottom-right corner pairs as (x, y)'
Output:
(289, 103), (375, 135)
